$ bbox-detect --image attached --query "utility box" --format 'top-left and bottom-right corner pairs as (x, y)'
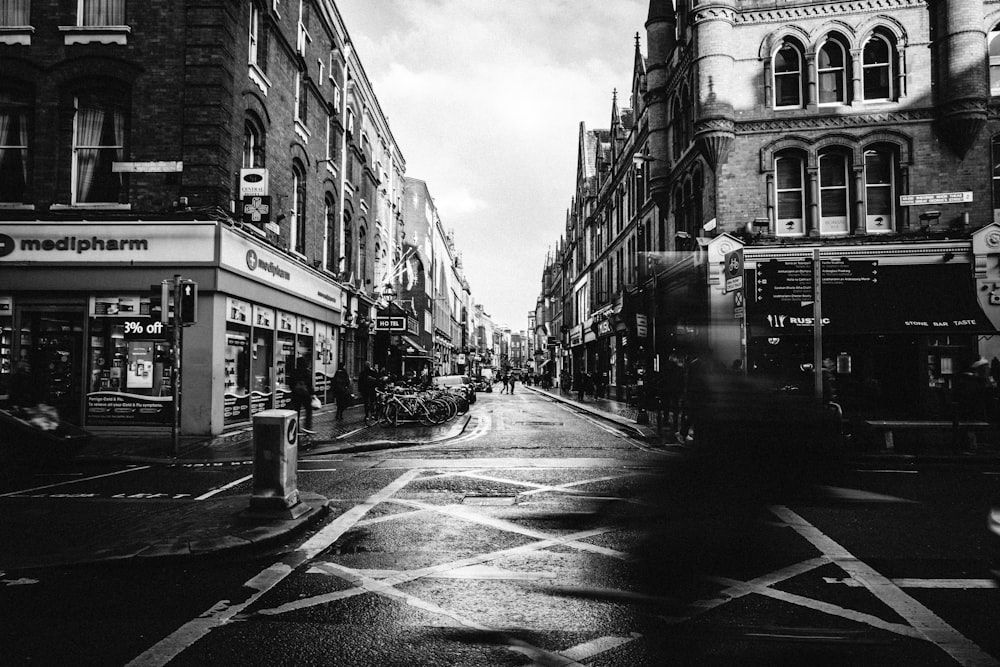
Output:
(249, 409), (300, 512)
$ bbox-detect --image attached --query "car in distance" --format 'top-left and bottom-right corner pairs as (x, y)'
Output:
(432, 374), (477, 403)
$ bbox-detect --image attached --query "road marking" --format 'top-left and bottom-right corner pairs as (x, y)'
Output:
(818, 485), (917, 503)
(858, 469), (918, 474)
(257, 526), (615, 616)
(559, 633), (642, 662)
(194, 474), (253, 501)
(390, 498), (630, 560)
(824, 577), (998, 589)
(0, 465), (152, 498)
(771, 505), (999, 667)
(125, 468), (422, 667)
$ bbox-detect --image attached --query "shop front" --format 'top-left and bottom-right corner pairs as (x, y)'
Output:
(0, 220), (343, 437)
(746, 253), (996, 420)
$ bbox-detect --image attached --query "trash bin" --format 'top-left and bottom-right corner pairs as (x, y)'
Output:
(249, 409), (300, 512)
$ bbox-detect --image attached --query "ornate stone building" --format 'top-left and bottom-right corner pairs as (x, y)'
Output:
(543, 0), (1000, 420)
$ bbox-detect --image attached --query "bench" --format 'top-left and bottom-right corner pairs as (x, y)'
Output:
(863, 420), (992, 451)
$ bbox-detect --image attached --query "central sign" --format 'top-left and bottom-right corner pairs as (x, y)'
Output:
(375, 316), (406, 331)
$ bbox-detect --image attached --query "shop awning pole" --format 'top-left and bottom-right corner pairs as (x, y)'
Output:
(812, 249), (824, 405)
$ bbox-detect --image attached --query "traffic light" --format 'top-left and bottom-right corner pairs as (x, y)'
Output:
(149, 282), (170, 324)
(178, 280), (198, 326)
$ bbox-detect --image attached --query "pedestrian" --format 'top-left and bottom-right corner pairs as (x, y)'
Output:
(332, 364), (352, 420)
(499, 373), (508, 394)
(288, 356), (315, 433)
(358, 361), (376, 422)
(660, 353), (684, 430)
(677, 352), (707, 444)
(509, 372), (516, 394)
(584, 371), (595, 400)
(575, 371), (585, 401)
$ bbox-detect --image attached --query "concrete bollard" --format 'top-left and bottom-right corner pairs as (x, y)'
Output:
(248, 409), (307, 518)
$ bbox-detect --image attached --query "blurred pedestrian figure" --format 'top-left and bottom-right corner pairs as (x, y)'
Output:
(332, 364), (352, 420)
(584, 371), (595, 400)
(560, 369), (571, 393)
(575, 371), (585, 402)
(358, 361), (376, 422)
(288, 356), (315, 433)
(509, 372), (516, 394)
(678, 352), (706, 444)
(660, 353), (684, 430)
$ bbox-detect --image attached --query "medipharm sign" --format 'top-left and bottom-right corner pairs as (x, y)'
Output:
(0, 223), (216, 263)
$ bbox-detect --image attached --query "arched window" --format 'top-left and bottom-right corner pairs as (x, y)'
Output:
(243, 114), (265, 168)
(817, 38), (848, 105)
(775, 153), (806, 236)
(358, 225), (367, 284)
(0, 85), (31, 204)
(72, 87), (128, 204)
(864, 146), (895, 233)
(990, 26), (1000, 94)
(774, 40), (804, 108)
(818, 150), (850, 234)
(992, 135), (1000, 213)
(291, 160), (306, 254)
(863, 33), (895, 100)
(324, 194), (338, 272)
(670, 98), (682, 161)
(342, 210), (353, 275)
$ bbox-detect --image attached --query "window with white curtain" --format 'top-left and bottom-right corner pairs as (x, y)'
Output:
(0, 88), (30, 203)
(818, 152), (849, 234)
(864, 148), (895, 233)
(249, 4), (260, 65)
(72, 91), (127, 204)
(291, 160), (306, 254)
(78, 0), (125, 26)
(775, 154), (805, 235)
(817, 39), (847, 105)
(0, 0), (29, 26)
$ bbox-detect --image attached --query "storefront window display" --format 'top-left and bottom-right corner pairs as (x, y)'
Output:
(0, 297), (12, 402)
(224, 297), (252, 426)
(296, 316), (314, 400)
(251, 305), (274, 416)
(275, 311), (297, 409)
(314, 324), (335, 404)
(86, 296), (171, 427)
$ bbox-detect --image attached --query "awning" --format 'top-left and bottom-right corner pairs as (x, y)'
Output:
(400, 335), (429, 357)
(749, 262), (996, 336)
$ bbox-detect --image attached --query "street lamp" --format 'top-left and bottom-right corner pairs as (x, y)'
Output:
(381, 284), (397, 304)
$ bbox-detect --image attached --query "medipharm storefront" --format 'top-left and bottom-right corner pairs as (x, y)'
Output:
(0, 220), (343, 437)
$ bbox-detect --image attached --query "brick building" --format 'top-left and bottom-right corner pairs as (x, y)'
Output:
(0, 0), (405, 436)
(542, 0), (1000, 421)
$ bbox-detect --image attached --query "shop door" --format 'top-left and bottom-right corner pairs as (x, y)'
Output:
(17, 309), (84, 424)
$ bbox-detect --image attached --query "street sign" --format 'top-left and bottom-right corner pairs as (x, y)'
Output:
(635, 314), (648, 337)
(755, 259), (812, 302)
(733, 288), (745, 319)
(755, 258), (878, 302)
(724, 248), (744, 293)
(900, 191), (972, 206)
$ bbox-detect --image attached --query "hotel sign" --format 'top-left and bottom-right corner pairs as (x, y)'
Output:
(375, 316), (406, 331)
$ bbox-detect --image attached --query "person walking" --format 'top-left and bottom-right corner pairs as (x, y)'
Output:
(358, 361), (376, 422)
(288, 356), (315, 434)
(332, 364), (352, 420)
(499, 372), (508, 394)
(509, 372), (516, 395)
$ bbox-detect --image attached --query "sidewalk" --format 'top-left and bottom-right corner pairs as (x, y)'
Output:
(525, 385), (1000, 464)
(0, 403), (469, 571)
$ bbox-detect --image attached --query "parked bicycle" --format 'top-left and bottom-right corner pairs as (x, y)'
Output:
(370, 385), (467, 427)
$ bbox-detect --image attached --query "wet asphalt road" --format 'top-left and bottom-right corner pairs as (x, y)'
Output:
(3, 389), (1000, 666)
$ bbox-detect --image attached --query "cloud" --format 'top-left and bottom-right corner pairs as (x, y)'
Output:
(337, 0), (647, 327)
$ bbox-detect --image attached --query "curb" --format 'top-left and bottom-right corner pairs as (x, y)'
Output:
(10, 493), (331, 571)
(304, 414), (472, 455)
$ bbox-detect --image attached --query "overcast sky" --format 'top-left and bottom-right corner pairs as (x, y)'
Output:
(335, 0), (648, 329)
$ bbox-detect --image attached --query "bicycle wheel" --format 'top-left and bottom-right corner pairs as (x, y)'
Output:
(385, 402), (400, 427)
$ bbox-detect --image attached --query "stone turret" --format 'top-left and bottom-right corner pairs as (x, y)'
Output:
(935, 0), (989, 157)
(644, 0), (676, 208)
(691, 0), (736, 170)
